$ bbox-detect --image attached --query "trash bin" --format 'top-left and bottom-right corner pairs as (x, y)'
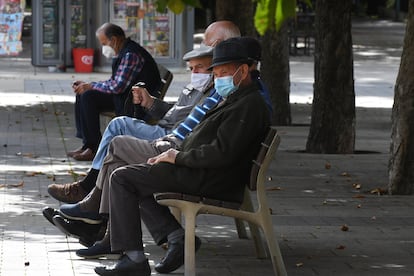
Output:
(72, 48), (94, 73)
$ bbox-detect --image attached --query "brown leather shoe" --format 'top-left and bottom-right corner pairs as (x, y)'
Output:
(47, 181), (88, 203)
(67, 146), (85, 157)
(73, 148), (96, 161)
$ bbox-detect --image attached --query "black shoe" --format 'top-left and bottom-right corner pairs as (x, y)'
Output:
(52, 214), (105, 247)
(95, 255), (151, 276)
(42, 206), (59, 226)
(154, 236), (202, 273)
(76, 241), (121, 260)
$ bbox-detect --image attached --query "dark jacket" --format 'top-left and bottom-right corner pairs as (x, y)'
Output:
(150, 82), (270, 203)
(113, 38), (161, 118)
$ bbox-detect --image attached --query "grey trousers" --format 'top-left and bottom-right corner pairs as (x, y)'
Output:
(95, 135), (181, 245)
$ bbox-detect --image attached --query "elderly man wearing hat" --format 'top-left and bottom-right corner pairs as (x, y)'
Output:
(92, 39), (270, 276)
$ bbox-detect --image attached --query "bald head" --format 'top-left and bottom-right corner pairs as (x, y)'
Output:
(203, 21), (241, 47)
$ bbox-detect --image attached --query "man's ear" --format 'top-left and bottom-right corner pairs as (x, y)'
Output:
(240, 64), (250, 80)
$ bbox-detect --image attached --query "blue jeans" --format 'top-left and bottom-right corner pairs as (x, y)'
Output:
(91, 116), (170, 170)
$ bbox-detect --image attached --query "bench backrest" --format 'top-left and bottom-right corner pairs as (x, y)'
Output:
(157, 63), (173, 100)
(249, 128), (280, 191)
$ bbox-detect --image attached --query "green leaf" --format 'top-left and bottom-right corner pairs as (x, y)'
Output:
(168, 0), (185, 14)
(254, 0), (274, 36)
(275, 0), (297, 31)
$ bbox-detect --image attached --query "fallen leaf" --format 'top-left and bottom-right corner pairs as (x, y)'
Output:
(369, 187), (388, 195)
(371, 216), (376, 220)
(340, 172), (350, 177)
(0, 181), (24, 188)
(325, 162), (331, 169)
(341, 224), (349, 231)
(336, 245), (346, 250)
(296, 262), (304, 267)
(356, 204), (362, 208)
(267, 176), (273, 181)
(25, 172), (44, 177)
(352, 194), (365, 199)
(352, 183), (361, 189)
(16, 152), (37, 158)
(266, 186), (282, 191)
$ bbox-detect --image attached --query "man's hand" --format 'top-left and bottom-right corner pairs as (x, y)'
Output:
(147, 148), (178, 165)
(73, 81), (92, 94)
(131, 86), (154, 108)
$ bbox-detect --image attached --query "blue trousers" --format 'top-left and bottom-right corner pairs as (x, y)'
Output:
(91, 116), (170, 170)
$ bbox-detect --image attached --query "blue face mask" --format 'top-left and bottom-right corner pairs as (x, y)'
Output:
(214, 67), (241, 98)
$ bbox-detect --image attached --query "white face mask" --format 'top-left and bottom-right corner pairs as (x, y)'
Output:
(102, 45), (116, 58)
(190, 73), (211, 91)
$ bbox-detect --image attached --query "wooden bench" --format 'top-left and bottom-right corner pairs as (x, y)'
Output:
(155, 127), (287, 276)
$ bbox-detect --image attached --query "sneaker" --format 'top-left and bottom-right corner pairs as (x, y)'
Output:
(59, 203), (102, 224)
(47, 181), (88, 204)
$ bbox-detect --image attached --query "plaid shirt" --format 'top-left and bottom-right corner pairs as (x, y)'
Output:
(90, 52), (144, 94)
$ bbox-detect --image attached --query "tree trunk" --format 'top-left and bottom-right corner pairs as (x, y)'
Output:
(389, 2), (414, 195)
(261, 24), (291, 125)
(306, 0), (355, 153)
(215, 0), (256, 36)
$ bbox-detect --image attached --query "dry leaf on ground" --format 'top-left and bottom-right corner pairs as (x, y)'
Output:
(266, 186), (282, 191)
(0, 181), (24, 188)
(341, 224), (349, 231)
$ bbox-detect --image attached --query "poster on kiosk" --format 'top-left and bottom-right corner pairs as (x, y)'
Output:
(110, 0), (173, 59)
(0, 0), (25, 56)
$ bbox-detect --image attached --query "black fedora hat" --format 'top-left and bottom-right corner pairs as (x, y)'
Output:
(208, 39), (252, 69)
(240, 37), (262, 62)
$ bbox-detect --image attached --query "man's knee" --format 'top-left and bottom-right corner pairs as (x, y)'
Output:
(110, 166), (128, 189)
(110, 166), (140, 194)
(107, 116), (128, 132)
(110, 135), (129, 149)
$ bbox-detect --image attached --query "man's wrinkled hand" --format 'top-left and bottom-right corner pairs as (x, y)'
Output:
(131, 86), (154, 108)
(147, 148), (178, 165)
(74, 82), (92, 94)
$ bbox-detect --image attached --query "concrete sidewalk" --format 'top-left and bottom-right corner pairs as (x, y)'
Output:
(1, 84), (414, 276)
(0, 19), (413, 276)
